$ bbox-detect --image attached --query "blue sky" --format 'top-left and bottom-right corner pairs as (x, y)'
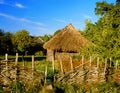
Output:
(0, 0), (115, 36)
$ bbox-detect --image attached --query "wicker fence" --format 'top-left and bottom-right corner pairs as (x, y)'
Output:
(53, 53), (120, 84)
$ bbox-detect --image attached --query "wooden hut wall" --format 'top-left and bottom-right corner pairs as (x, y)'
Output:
(55, 52), (79, 61)
(46, 49), (54, 61)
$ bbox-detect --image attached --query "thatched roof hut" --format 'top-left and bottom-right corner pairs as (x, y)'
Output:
(43, 24), (89, 61)
(44, 24), (89, 52)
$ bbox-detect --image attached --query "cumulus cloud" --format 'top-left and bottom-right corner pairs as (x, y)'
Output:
(0, 13), (44, 26)
(0, 0), (25, 9)
(15, 3), (25, 8)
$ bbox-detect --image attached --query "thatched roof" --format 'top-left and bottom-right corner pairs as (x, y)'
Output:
(43, 24), (89, 52)
(34, 37), (44, 44)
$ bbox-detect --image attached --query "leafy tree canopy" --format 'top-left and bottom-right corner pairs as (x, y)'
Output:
(40, 34), (52, 42)
(82, 0), (120, 59)
(12, 30), (31, 53)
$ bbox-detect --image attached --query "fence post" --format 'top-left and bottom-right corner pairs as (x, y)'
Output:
(5, 53), (8, 61)
(59, 54), (63, 75)
(104, 58), (107, 74)
(97, 57), (100, 81)
(22, 55), (25, 67)
(116, 60), (118, 70)
(44, 65), (47, 86)
(82, 55), (84, 69)
(15, 53), (18, 65)
(110, 57), (112, 67)
(70, 55), (73, 72)
(52, 57), (55, 74)
(89, 56), (92, 69)
(5, 53), (8, 70)
(32, 55), (34, 71)
(97, 57), (99, 69)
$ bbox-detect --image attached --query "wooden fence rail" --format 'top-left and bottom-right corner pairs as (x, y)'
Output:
(1, 53), (120, 83)
(0, 53), (45, 90)
(56, 55), (120, 75)
(53, 54), (120, 84)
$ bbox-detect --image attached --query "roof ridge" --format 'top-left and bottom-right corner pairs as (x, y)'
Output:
(62, 23), (76, 32)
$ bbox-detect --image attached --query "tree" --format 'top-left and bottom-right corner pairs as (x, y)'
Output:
(40, 34), (52, 42)
(95, 1), (114, 16)
(82, 1), (120, 60)
(53, 29), (61, 36)
(116, 0), (120, 4)
(0, 29), (13, 55)
(0, 29), (5, 55)
(4, 32), (13, 54)
(12, 30), (31, 54)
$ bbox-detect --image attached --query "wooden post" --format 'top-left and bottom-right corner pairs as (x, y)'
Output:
(22, 55), (25, 67)
(44, 65), (47, 86)
(59, 54), (63, 75)
(89, 56), (92, 69)
(52, 57), (55, 74)
(32, 55), (34, 71)
(104, 58), (107, 74)
(82, 55), (84, 68)
(15, 53), (18, 65)
(97, 57), (100, 81)
(116, 60), (118, 70)
(5, 53), (8, 70)
(70, 55), (73, 72)
(5, 53), (8, 61)
(97, 57), (99, 69)
(15, 66), (18, 83)
(110, 57), (112, 67)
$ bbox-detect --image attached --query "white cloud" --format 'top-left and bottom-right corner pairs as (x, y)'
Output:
(83, 14), (92, 19)
(0, 13), (44, 26)
(0, 13), (16, 20)
(28, 26), (51, 36)
(0, 0), (4, 4)
(15, 3), (25, 8)
(0, 1), (25, 9)
(54, 18), (66, 23)
(20, 18), (43, 26)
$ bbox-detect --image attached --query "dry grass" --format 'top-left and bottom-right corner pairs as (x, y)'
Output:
(44, 24), (89, 52)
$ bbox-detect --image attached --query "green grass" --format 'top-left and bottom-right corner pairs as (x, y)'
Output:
(0, 55), (55, 76)
(0, 55), (46, 62)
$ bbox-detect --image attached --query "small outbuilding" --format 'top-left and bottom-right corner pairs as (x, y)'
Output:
(43, 24), (89, 61)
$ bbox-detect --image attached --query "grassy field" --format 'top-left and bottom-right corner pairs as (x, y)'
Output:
(0, 55), (46, 61)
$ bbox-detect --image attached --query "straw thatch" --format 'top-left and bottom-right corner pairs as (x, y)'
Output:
(43, 24), (89, 52)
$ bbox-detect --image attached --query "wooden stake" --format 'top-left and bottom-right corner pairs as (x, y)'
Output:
(82, 55), (84, 68)
(22, 55), (25, 67)
(116, 60), (118, 70)
(70, 55), (73, 72)
(59, 54), (63, 75)
(5, 53), (8, 61)
(89, 56), (92, 68)
(15, 66), (18, 82)
(52, 57), (55, 74)
(97, 57), (99, 69)
(104, 58), (107, 74)
(5, 53), (8, 70)
(32, 55), (34, 71)
(15, 53), (18, 65)
(44, 65), (47, 86)
(110, 57), (112, 67)
(97, 57), (100, 81)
